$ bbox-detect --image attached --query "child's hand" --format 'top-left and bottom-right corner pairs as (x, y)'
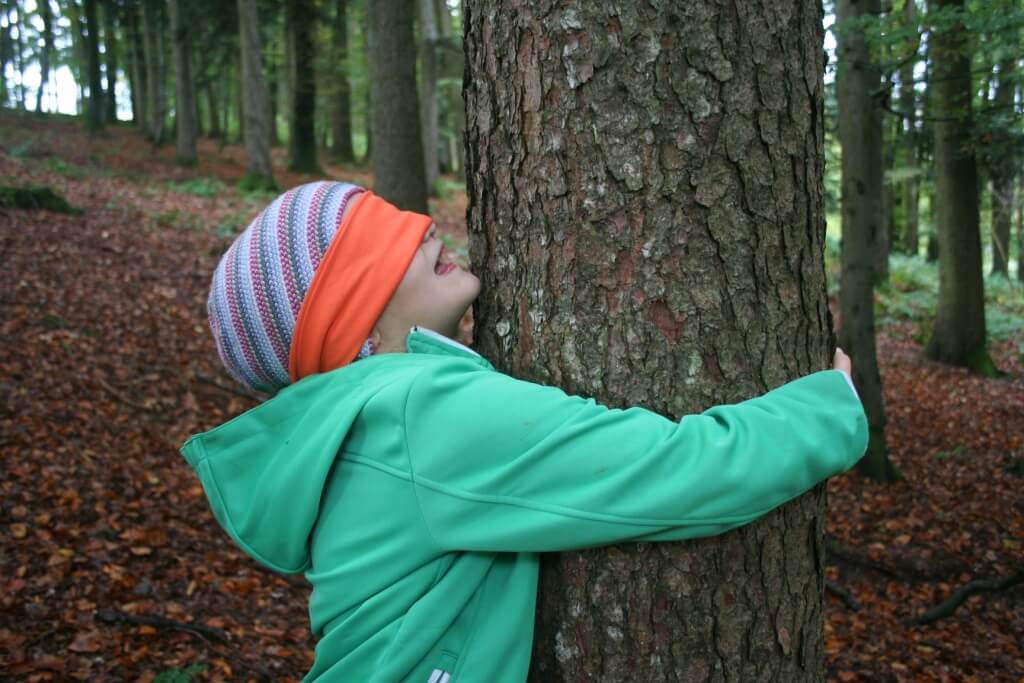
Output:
(832, 348), (852, 376)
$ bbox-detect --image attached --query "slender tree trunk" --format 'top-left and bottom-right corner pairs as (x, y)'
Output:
(167, 0), (196, 163)
(286, 0), (319, 173)
(11, 2), (25, 109)
(368, 0), (427, 212)
(329, 0), (355, 162)
(419, 0), (440, 193)
(83, 0), (104, 129)
(237, 0), (276, 188)
(899, 0), (920, 258)
(990, 58), (1016, 277)
(1018, 173), (1024, 282)
(205, 82), (221, 139)
(101, 0), (118, 123)
(925, 0), (992, 374)
(467, 2), (836, 679)
(837, 0), (898, 482)
(127, 3), (147, 130)
(141, 0), (165, 143)
(0, 3), (8, 107)
(35, 0), (54, 114)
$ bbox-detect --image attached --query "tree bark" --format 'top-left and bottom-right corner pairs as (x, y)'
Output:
(101, 0), (119, 123)
(466, 2), (835, 679)
(168, 0), (197, 163)
(329, 0), (355, 162)
(35, 0), (55, 114)
(83, 0), (104, 130)
(836, 0), (897, 482)
(900, 1), (920, 257)
(286, 0), (319, 173)
(127, 3), (147, 129)
(419, 0), (440, 192)
(989, 57), (1016, 278)
(140, 0), (166, 143)
(237, 0), (276, 188)
(368, 0), (427, 212)
(925, 0), (992, 374)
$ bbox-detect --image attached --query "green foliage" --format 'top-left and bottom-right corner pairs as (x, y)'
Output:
(0, 185), (80, 214)
(153, 664), (206, 683)
(168, 177), (226, 197)
(46, 157), (87, 179)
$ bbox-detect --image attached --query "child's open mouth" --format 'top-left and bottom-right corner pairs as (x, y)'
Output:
(434, 262), (457, 276)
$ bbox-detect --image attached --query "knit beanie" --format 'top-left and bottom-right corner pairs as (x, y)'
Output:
(207, 181), (364, 394)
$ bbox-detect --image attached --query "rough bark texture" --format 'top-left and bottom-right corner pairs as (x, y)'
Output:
(419, 0), (441, 192)
(368, 0), (427, 213)
(899, 0), (919, 257)
(466, 2), (834, 680)
(286, 0), (320, 173)
(329, 0), (355, 163)
(83, 0), (104, 130)
(237, 0), (276, 188)
(168, 0), (196, 164)
(836, 0), (897, 482)
(925, 0), (991, 374)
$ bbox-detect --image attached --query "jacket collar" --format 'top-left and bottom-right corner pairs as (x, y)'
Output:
(405, 327), (493, 369)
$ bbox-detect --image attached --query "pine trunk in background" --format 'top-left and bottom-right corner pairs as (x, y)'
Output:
(83, 0), (104, 130)
(237, 0), (276, 189)
(168, 0), (196, 164)
(11, 3), (25, 109)
(36, 0), (55, 113)
(205, 83), (221, 139)
(141, 0), (166, 143)
(836, 0), (897, 482)
(990, 57), (1016, 278)
(899, 0), (920, 257)
(101, 0), (119, 123)
(925, 0), (992, 374)
(329, 0), (355, 162)
(286, 0), (319, 173)
(127, 4), (147, 130)
(466, 2), (836, 679)
(419, 0), (440, 193)
(1018, 174), (1023, 282)
(368, 0), (427, 213)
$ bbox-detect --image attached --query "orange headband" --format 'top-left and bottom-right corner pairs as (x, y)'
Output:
(288, 191), (432, 382)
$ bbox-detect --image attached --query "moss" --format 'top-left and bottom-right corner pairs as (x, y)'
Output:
(0, 186), (81, 214)
(238, 173), (278, 193)
(856, 426), (901, 482)
(966, 345), (998, 378)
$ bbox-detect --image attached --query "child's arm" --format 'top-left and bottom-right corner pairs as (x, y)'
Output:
(402, 360), (867, 553)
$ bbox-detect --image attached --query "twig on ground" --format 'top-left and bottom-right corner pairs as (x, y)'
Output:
(905, 570), (1024, 626)
(195, 373), (262, 401)
(95, 608), (228, 643)
(826, 580), (862, 611)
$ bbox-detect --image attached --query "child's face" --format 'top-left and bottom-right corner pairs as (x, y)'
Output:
(377, 225), (480, 341)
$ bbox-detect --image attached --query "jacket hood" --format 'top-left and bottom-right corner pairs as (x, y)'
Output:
(180, 327), (486, 574)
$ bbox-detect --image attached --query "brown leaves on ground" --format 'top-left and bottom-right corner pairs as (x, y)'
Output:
(1, 112), (1021, 681)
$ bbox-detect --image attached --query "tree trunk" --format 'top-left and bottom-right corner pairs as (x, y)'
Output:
(126, 3), (146, 129)
(990, 58), (1016, 277)
(205, 82), (221, 139)
(36, 0), (54, 114)
(466, 2), (835, 679)
(925, 0), (992, 374)
(368, 0), (427, 212)
(419, 0), (440, 193)
(168, 0), (196, 163)
(83, 0), (105, 130)
(836, 0), (898, 483)
(11, 2), (25, 109)
(1018, 173), (1024, 282)
(899, 0), (919, 259)
(101, 0), (119, 123)
(140, 0), (166, 143)
(237, 0), (276, 188)
(286, 0), (319, 173)
(329, 0), (355, 162)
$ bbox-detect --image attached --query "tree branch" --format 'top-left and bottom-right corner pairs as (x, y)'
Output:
(905, 571), (1024, 626)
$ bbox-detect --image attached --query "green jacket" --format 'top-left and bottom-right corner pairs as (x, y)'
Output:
(181, 327), (867, 683)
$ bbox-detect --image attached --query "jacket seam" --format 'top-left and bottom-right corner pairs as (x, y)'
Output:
(401, 367), (446, 553)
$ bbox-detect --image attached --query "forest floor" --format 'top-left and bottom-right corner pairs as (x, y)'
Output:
(0, 111), (1021, 683)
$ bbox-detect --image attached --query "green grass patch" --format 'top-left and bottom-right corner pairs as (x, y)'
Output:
(168, 176), (225, 197)
(45, 157), (87, 179)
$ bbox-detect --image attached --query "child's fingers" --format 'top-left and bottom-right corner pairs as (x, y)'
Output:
(832, 348), (852, 375)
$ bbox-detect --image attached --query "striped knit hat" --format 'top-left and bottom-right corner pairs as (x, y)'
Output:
(208, 181), (365, 394)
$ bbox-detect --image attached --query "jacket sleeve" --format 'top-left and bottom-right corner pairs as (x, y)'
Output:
(402, 362), (868, 553)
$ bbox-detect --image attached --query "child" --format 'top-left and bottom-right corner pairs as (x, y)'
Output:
(181, 181), (866, 683)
